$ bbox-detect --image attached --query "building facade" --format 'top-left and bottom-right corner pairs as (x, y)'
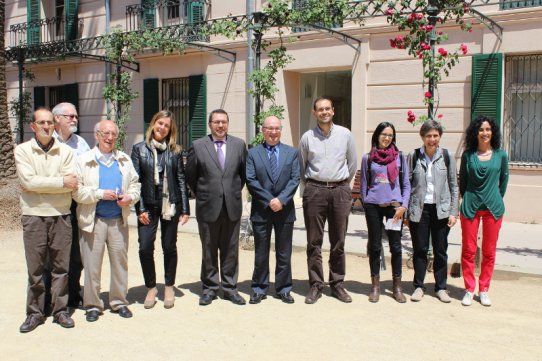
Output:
(5, 0), (542, 222)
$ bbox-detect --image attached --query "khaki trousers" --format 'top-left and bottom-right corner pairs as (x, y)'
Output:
(80, 217), (129, 311)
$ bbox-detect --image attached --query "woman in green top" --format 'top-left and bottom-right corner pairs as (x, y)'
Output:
(459, 115), (509, 307)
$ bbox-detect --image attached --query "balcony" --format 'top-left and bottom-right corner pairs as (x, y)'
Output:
(9, 16), (83, 47)
(126, 0), (209, 32)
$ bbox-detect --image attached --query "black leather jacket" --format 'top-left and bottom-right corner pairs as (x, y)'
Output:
(131, 142), (190, 216)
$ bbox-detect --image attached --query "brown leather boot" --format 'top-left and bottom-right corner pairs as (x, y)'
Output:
(393, 276), (407, 303)
(368, 276), (380, 303)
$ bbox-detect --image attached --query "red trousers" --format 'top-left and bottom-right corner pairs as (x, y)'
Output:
(460, 210), (503, 293)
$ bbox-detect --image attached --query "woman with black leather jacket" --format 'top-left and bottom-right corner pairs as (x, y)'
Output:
(131, 110), (190, 309)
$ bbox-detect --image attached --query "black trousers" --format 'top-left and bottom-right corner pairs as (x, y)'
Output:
(409, 204), (450, 291)
(198, 205), (240, 296)
(251, 220), (294, 295)
(364, 203), (403, 277)
(45, 201), (81, 311)
(138, 206), (181, 288)
(303, 182), (351, 289)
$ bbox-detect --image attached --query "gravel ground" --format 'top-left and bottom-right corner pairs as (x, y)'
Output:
(0, 178), (21, 230)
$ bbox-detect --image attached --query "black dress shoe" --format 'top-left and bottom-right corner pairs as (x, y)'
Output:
(113, 306), (133, 318)
(199, 294), (217, 306)
(19, 314), (44, 333)
(249, 293), (267, 304)
(331, 286), (353, 303)
(85, 309), (101, 322)
(276, 292), (295, 304)
(224, 292), (246, 305)
(53, 312), (75, 328)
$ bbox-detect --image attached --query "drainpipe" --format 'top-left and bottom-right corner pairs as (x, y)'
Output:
(246, 0), (255, 144)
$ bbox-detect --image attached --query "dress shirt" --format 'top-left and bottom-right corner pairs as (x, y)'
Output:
(54, 131), (90, 157)
(421, 147), (436, 204)
(299, 123), (357, 183)
(211, 135), (227, 159)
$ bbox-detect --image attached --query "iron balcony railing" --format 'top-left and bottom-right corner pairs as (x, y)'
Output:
(126, 0), (209, 32)
(9, 15), (83, 47)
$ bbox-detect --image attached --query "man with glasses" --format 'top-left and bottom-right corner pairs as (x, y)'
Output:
(52, 102), (90, 309)
(299, 96), (357, 304)
(246, 116), (300, 304)
(73, 120), (140, 322)
(186, 109), (247, 306)
(15, 107), (78, 332)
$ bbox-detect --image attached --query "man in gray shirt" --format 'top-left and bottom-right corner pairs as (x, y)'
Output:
(299, 96), (357, 304)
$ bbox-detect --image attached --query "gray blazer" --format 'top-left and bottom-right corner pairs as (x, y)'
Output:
(407, 147), (459, 223)
(186, 134), (247, 223)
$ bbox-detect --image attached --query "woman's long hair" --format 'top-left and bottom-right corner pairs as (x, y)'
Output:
(371, 121), (397, 149)
(145, 110), (180, 153)
(464, 115), (501, 152)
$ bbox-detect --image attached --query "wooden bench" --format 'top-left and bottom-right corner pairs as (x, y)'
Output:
(351, 169), (362, 211)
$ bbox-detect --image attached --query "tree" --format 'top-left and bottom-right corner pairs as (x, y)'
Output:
(0, 0), (17, 183)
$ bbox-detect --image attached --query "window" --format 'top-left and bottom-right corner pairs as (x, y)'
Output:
(501, 0), (542, 10)
(504, 55), (542, 164)
(55, 0), (65, 39)
(162, 77), (190, 148)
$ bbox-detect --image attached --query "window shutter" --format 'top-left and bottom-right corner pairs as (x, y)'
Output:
(34, 86), (45, 109)
(143, 78), (160, 134)
(471, 53), (503, 124)
(27, 0), (40, 45)
(142, 0), (156, 29)
(292, 0), (310, 33)
(188, 0), (204, 24)
(65, 0), (79, 41)
(188, 75), (207, 145)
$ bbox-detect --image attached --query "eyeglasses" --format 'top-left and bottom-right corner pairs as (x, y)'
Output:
(61, 114), (78, 119)
(97, 131), (118, 138)
(210, 120), (228, 125)
(262, 126), (283, 132)
(380, 133), (394, 139)
(34, 120), (54, 127)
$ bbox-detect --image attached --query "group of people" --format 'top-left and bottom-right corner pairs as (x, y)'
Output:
(14, 96), (508, 334)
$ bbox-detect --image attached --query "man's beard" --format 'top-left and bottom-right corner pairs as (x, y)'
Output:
(69, 125), (78, 133)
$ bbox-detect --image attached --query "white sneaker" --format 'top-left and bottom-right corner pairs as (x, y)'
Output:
(436, 290), (451, 303)
(461, 291), (474, 306)
(410, 287), (424, 302)
(479, 292), (492, 307)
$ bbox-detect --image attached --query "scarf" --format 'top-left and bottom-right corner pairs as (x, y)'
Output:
(151, 139), (175, 220)
(370, 144), (399, 183)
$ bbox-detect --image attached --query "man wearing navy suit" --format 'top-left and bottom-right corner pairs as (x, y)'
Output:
(186, 109), (247, 306)
(246, 116), (300, 304)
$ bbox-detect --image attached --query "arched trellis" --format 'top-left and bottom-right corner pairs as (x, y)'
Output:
(4, 0), (504, 143)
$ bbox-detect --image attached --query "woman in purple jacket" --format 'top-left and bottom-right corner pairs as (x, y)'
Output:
(361, 122), (411, 303)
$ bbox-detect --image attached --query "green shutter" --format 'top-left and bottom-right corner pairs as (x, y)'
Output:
(188, 75), (207, 145)
(471, 53), (503, 124)
(188, 0), (204, 24)
(292, 0), (310, 33)
(143, 78), (160, 134)
(65, 0), (79, 41)
(34, 87), (45, 109)
(142, 0), (156, 29)
(27, 0), (40, 45)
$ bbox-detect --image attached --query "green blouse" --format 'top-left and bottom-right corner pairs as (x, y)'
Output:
(459, 149), (509, 220)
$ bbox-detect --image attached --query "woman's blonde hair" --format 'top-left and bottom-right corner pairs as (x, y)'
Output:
(145, 110), (181, 153)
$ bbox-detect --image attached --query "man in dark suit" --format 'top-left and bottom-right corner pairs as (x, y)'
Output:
(186, 109), (247, 306)
(246, 116), (300, 304)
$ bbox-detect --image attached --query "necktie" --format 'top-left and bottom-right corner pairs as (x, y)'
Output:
(215, 141), (225, 170)
(269, 146), (278, 181)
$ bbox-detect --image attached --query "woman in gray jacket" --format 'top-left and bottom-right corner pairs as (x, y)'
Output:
(407, 120), (459, 303)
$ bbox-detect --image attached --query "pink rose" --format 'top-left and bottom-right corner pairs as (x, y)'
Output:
(438, 47), (448, 56)
(425, 91), (432, 98)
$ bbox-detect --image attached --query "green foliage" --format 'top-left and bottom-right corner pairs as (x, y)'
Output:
(102, 27), (186, 149)
(9, 70), (35, 135)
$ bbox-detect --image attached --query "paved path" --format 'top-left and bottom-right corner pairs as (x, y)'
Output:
(171, 200), (542, 276)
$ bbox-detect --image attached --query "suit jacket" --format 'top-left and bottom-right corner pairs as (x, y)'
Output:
(186, 134), (247, 223)
(246, 143), (300, 223)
